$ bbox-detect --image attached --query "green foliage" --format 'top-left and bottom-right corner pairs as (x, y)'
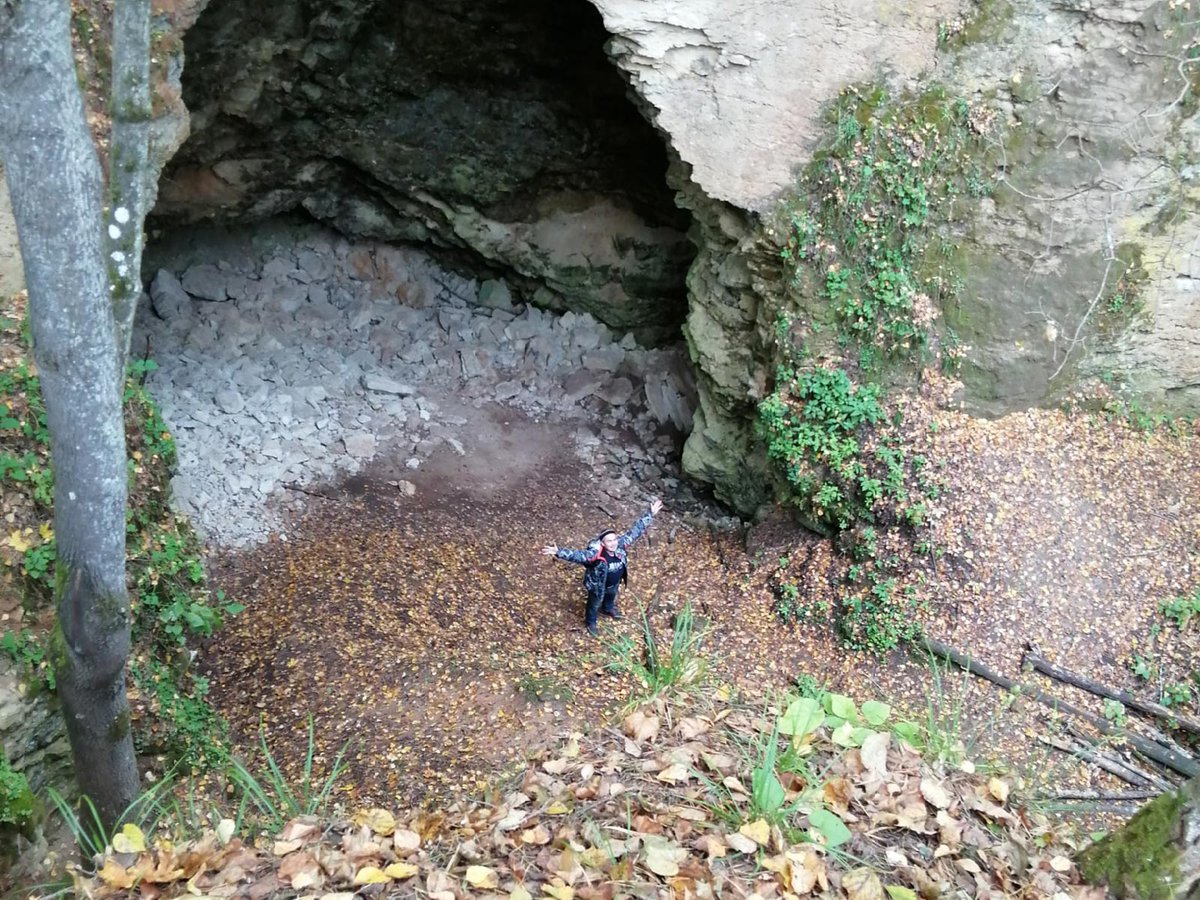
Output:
(0, 338), (235, 774)
(0, 753), (34, 830)
(1161, 585), (1200, 630)
(47, 774), (177, 862)
(130, 657), (230, 772)
(606, 601), (708, 703)
(227, 718), (348, 834)
(0, 628), (55, 692)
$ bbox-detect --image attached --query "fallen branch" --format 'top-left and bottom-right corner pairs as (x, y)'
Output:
(1041, 790), (1159, 802)
(1035, 734), (1171, 790)
(919, 636), (1200, 779)
(1024, 647), (1200, 736)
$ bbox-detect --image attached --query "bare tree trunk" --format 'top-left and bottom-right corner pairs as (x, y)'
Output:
(0, 0), (138, 828)
(108, 0), (152, 363)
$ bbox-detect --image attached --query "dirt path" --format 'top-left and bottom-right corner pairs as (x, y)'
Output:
(201, 398), (1200, 807)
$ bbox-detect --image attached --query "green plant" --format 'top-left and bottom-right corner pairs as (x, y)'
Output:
(1161, 586), (1200, 630)
(227, 718), (349, 833)
(0, 753), (34, 831)
(1102, 699), (1127, 726)
(47, 772), (177, 863)
(1161, 681), (1195, 709)
(606, 601), (707, 703)
(130, 657), (230, 771)
(0, 629), (55, 692)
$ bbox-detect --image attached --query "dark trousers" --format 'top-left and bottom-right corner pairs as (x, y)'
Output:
(586, 585), (620, 627)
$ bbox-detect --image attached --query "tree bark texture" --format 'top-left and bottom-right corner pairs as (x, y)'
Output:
(108, 0), (151, 363)
(0, 0), (138, 828)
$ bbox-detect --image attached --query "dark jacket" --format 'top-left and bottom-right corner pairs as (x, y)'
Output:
(554, 509), (655, 595)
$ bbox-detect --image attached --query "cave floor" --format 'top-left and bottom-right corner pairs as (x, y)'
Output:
(201, 390), (1200, 809)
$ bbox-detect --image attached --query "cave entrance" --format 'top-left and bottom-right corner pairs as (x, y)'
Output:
(138, 0), (699, 549)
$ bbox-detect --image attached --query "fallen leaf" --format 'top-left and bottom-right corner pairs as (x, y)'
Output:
(352, 866), (391, 885)
(861, 731), (890, 776)
(920, 778), (951, 810)
(843, 867), (884, 900)
(623, 710), (660, 744)
(97, 859), (136, 890)
(725, 832), (758, 854)
(1050, 856), (1072, 873)
(642, 836), (687, 878)
(353, 808), (396, 836)
(112, 823), (147, 854)
(521, 825), (552, 845)
(216, 819), (236, 845)
(988, 777), (1010, 804)
(383, 862), (418, 879)
(543, 758), (569, 775)
(465, 865), (499, 889)
(511, 887), (533, 900)
(542, 885), (574, 900)
(656, 763), (689, 784)
(394, 829), (422, 853)
(739, 819), (771, 847)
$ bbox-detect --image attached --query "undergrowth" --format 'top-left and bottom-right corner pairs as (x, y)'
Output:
(758, 84), (997, 651)
(0, 305), (237, 775)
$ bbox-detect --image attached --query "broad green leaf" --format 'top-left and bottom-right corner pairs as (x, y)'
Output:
(892, 721), (921, 747)
(808, 808), (851, 848)
(862, 700), (891, 726)
(778, 698), (823, 737)
(885, 887), (918, 900)
(827, 693), (858, 721)
(850, 726), (876, 747)
(751, 765), (785, 814)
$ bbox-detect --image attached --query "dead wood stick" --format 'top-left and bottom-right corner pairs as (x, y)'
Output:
(1062, 728), (1176, 791)
(920, 636), (1200, 779)
(1035, 734), (1163, 789)
(1042, 790), (1159, 801)
(1024, 648), (1200, 735)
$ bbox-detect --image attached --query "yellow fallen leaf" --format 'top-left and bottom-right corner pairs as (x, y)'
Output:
(725, 832), (758, 854)
(543, 758), (568, 775)
(354, 808), (396, 836)
(465, 865), (499, 889)
(112, 823), (147, 854)
(97, 858), (136, 889)
(542, 886), (574, 900)
(510, 888), (533, 900)
(353, 866), (391, 885)
(383, 862), (418, 879)
(739, 819), (771, 847)
(545, 801), (570, 815)
(987, 777), (1010, 804)
(6, 531), (30, 553)
(38, 522), (52, 541)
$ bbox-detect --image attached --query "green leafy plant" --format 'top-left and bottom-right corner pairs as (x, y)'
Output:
(0, 628), (55, 692)
(227, 718), (349, 833)
(47, 773), (177, 863)
(606, 601), (708, 703)
(0, 753), (34, 831)
(1161, 586), (1200, 630)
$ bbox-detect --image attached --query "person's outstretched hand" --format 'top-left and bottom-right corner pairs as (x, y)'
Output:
(650, 497), (663, 515)
(541, 545), (559, 556)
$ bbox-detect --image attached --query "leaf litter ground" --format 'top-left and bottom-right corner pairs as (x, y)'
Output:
(200, 391), (1200, 819)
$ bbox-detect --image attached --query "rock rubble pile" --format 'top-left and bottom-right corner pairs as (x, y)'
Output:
(135, 225), (699, 547)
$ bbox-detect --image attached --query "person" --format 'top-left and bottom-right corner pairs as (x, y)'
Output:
(542, 497), (663, 636)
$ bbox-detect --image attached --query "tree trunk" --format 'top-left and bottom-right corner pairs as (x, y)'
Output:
(1079, 775), (1200, 898)
(108, 0), (152, 363)
(0, 0), (138, 828)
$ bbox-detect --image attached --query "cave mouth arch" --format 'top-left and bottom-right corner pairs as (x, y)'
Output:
(136, 0), (702, 550)
(151, 0), (695, 345)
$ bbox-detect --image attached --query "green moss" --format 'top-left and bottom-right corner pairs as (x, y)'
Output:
(1078, 785), (1190, 898)
(1096, 242), (1150, 338)
(938, 0), (1015, 49)
(108, 708), (132, 742)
